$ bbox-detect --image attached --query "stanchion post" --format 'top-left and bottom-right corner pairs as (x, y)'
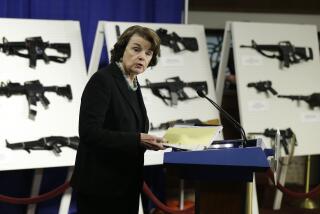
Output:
(299, 155), (319, 209)
(179, 179), (185, 210)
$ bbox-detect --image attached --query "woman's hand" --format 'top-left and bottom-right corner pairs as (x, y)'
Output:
(140, 133), (165, 151)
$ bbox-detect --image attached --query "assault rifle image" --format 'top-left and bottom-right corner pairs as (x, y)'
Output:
(247, 80), (278, 95)
(141, 76), (208, 106)
(6, 136), (79, 154)
(0, 36), (71, 68)
(278, 93), (320, 109)
(150, 118), (204, 131)
(249, 128), (296, 155)
(155, 28), (198, 53)
(240, 40), (313, 68)
(0, 80), (73, 118)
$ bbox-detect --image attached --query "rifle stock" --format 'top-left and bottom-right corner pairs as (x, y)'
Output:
(155, 28), (198, 53)
(49, 43), (71, 55)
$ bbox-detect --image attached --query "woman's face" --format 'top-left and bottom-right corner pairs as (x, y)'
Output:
(122, 34), (153, 78)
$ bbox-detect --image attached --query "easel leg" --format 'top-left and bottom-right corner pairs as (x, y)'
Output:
(273, 156), (289, 210)
(27, 168), (43, 214)
(58, 166), (74, 214)
(139, 195), (144, 214)
(88, 22), (106, 76)
(216, 22), (232, 106)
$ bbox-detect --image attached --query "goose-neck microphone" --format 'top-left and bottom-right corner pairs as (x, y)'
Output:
(196, 89), (248, 147)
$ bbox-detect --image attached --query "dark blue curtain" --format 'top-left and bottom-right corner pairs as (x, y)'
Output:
(0, 1), (184, 213)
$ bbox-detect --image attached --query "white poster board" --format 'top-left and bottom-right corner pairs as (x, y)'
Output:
(0, 18), (88, 170)
(89, 21), (219, 139)
(231, 21), (320, 156)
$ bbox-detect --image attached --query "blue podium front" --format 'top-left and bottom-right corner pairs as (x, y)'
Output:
(163, 146), (271, 214)
(164, 146), (270, 181)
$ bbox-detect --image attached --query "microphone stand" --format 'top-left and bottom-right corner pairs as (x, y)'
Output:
(196, 89), (249, 147)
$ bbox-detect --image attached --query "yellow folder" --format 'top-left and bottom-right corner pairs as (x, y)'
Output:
(163, 126), (223, 150)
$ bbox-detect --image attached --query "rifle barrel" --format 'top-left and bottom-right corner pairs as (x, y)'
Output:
(278, 95), (308, 100)
(240, 45), (252, 48)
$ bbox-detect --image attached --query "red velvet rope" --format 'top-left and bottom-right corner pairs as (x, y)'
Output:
(143, 182), (194, 214)
(0, 181), (70, 204)
(0, 179), (194, 214)
(265, 168), (320, 198)
(0, 168), (319, 206)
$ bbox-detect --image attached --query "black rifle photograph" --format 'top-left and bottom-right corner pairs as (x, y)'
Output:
(240, 40), (313, 68)
(6, 136), (79, 154)
(248, 128), (296, 155)
(0, 36), (71, 68)
(141, 76), (208, 106)
(247, 80), (278, 95)
(0, 80), (73, 118)
(155, 28), (199, 53)
(278, 93), (320, 109)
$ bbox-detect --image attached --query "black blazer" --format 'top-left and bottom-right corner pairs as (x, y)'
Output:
(71, 63), (149, 197)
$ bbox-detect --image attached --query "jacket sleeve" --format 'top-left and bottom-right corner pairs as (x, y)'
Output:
(78, 71), (140, 152)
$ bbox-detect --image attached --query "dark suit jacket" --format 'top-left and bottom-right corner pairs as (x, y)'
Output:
(71, 63), (149, 198)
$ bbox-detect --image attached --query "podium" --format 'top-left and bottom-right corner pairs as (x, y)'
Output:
(163, 146), (271, 214)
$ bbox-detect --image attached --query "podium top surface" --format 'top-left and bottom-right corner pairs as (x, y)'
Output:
(164, 146), (270, 170)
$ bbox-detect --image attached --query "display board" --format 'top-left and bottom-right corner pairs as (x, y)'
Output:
(89, 21), (220, 139)
(0, 18), (88, 170)
(231, 22), (320, 156)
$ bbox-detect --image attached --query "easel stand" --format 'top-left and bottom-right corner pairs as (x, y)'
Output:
(0, 18), (88, 214)
(215, 21), (320, 212)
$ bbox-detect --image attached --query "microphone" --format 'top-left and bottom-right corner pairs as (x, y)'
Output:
(196, 89), (248, 147)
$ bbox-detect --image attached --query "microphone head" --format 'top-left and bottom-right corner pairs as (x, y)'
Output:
(196, 88), (206, 98)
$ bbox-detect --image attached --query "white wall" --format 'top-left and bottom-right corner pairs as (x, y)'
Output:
(189, 11), (320, 30)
